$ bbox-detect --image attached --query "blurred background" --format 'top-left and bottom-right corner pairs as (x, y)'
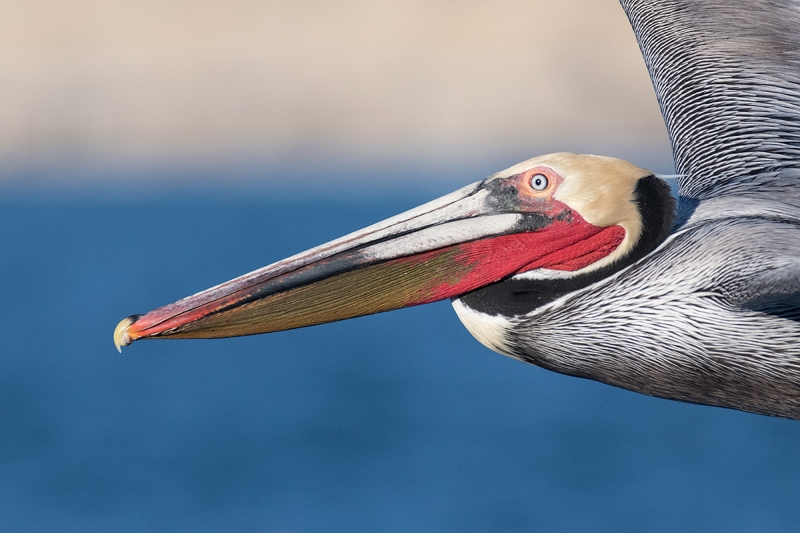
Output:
(0, 0), (673, 193)
(4, 1), (800, 532)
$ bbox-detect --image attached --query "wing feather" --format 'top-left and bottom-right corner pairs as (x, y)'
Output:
(620, 0), (800, 201)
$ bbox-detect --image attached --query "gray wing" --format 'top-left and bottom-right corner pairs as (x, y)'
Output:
(619, 0), (800, 201)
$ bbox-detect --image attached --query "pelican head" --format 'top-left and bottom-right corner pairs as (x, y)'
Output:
(114, 153), (675, 352)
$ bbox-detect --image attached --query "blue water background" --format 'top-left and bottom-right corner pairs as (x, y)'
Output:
(1, 187), (799, 532)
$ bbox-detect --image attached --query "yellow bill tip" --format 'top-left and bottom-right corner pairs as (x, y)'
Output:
(113, 315), (139, 353)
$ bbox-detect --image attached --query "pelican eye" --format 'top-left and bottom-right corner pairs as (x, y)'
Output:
(530, 173), (548, 191)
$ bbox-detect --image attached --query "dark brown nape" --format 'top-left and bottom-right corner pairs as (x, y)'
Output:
(631, 175), (676, 261)
(458, 175), (677, 317)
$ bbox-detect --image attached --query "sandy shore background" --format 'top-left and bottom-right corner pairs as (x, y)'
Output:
(0, 0), (671, 189)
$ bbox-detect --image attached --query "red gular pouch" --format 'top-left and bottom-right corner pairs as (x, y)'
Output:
(393, 207), (626, 307)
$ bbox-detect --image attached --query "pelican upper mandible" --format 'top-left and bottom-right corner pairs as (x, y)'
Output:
(114, 0), (800, 419)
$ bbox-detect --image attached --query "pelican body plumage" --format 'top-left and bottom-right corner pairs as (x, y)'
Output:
(115, 0), (800, 419)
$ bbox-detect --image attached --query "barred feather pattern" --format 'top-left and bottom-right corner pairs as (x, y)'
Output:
(620, 0), (800, 202)
(502, 214), (800, 418)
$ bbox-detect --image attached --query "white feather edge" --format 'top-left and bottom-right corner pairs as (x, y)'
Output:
(451, 299), (514, 356)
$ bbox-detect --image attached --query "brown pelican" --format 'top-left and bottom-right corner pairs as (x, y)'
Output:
(114, 0), (800, 419)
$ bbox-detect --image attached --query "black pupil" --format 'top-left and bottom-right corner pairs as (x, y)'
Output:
(534, 176), (544, 188)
